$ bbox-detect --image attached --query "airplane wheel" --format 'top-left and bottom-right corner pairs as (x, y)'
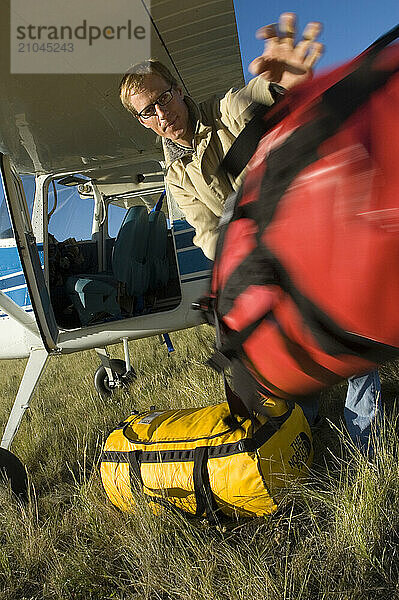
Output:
(0, 448), (28, 500)
(94, 359), (136, 397)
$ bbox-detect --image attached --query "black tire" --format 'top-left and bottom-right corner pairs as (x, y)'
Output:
(94, 359), (136, 397)
(0, 448), (28, 500)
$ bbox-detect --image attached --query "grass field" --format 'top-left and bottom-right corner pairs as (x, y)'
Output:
(1, 325), (399, 600)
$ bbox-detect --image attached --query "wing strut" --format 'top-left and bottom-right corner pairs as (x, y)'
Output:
(0, 289), (40, 338)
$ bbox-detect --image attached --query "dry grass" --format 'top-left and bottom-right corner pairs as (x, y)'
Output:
(1, 325), (399, 600)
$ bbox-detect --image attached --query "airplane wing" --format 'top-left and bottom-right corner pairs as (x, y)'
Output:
(0, 0), (244, 176)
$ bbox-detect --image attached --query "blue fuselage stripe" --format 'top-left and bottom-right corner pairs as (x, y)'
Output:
(0, 244), (43, 308)
(0, 273), (26, 290)
(174, 230), (195, 249)
(177, 248), (213, 275)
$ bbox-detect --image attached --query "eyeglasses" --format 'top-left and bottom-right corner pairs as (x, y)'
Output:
(137, 86), (174, 119)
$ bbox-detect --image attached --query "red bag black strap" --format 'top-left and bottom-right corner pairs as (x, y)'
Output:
(364, 23), (399, 53)
(221, 83), (287, 179)
(210, 306), (285, 420)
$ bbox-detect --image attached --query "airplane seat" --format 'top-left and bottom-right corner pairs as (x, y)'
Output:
(148, 210), (169, 290)
(112, 205), (150, 296)
(66, 205), (151, 325)
(65, 275), (121, 326)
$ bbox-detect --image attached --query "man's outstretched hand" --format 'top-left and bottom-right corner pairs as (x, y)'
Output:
(249, 12), (324, 90)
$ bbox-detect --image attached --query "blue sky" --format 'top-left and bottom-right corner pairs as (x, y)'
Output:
(233, 0), (399, 82)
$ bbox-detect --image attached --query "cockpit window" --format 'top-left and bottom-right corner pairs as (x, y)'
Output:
(48, 177), (93, 242)
(21, 175), (35, 216)
(107, 202), (127, 238)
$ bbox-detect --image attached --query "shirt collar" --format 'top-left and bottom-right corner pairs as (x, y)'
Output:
(162, 96), (203, 168)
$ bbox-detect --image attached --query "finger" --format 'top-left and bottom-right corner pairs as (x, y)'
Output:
(259, 70), (273, 81)
(279, 12), (296, 48)
(304, 42), (324, 68)
(302, 21), (322, 41)
(294, 39), (312, 61)
(255, 23), (279, 55)
(248, 56), (271, 76)
(248, 55), (280, 80)
(256, 23), (278, 40)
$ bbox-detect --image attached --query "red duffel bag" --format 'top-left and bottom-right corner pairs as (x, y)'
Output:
(199, 26), (399, 413)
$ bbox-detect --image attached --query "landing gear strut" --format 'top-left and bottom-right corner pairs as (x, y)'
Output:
(94, 334), (174, 397)
(94, 342), (136, 397)
(94, 358), (136, 396)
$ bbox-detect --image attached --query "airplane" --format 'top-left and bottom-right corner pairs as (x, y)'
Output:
(0, 0), (244, 490)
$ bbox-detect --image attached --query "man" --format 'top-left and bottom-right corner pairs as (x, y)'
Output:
(120, 13), (322, 260)
(120, 12), (382, 455)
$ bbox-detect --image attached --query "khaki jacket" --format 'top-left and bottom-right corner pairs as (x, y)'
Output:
(163, 77), (275, 260)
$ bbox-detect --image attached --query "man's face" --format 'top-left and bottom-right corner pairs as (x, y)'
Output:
(129, 73), (191, 143)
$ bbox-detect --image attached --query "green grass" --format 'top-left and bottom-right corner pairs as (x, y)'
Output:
(1, 325), (399, 600)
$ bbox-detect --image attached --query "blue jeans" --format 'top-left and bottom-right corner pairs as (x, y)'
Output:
(300, 370), (383, 457)
(344, 370), (382, 456)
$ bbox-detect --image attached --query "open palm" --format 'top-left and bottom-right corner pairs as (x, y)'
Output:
(249, 13), (324, 90)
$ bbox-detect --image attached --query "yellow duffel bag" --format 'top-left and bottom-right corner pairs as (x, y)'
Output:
(100, 398), (313, 519)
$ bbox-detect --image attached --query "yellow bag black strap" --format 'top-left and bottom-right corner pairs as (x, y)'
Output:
(193, 446), (219, 522)
(127, 450), (143, 490)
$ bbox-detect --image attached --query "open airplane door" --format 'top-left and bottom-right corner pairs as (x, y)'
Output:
(0, 154), (58, 352)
